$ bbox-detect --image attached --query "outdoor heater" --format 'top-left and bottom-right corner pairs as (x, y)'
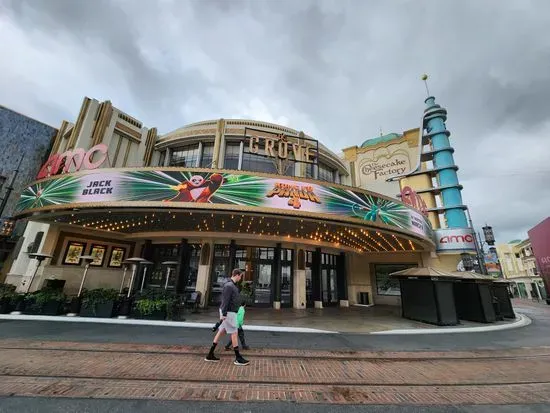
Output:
(161, 261), (179, 290)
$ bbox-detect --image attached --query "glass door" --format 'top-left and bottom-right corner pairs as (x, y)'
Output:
(148, 244), (179, 290)
(185, 244), (202, 292)
(321, 268), (329, 303)
(209, 245), (230, 306)
(305, 251), (313, 307)
(280, 249), (293, 307)
(321, 253), (338, 306)
(254, 263), (273, 305)
(252, 248), (274, 306)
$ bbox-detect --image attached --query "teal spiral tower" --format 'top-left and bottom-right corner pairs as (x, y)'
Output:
(422, 95), (468, 228)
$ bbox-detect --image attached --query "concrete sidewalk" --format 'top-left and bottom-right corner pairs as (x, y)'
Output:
(0, 303), (527, 334)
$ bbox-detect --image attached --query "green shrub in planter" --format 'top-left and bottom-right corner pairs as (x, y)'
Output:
(238, 280), (254, 306)
(80, 288), (119, 318)
(0, 283), (18, 314)
(24, 289), (66, 315)
(133, 290), (177, 320)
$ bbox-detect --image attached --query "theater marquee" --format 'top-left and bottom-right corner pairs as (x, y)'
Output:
(16, 169), (434, 240)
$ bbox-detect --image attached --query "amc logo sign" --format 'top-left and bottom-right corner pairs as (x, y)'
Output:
(440, 234), (475, 244)
(37, 144), (108, 180)
(435, 228), (477, 252)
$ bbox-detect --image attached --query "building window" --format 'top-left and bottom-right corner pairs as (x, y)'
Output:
(306, 163), (315, 179)
(305, 162), (336, 182)
(318, 163), (335, 182)
(200, 143), (214, 167)
(170, 144), (199, 167)
(375, 264), (416, 296)
(305, 251), (313, 305)
(158, 150), (166, 167)
(241, 151), (278, 174)
(223, 142), (241, 170)
(186, 244), (202, 291)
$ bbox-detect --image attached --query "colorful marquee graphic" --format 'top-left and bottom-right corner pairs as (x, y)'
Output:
(15, 169), (434, 240)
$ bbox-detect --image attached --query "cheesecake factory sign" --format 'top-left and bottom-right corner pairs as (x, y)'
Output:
(354, 131), (422, 186)
(245, 127), (318, 164)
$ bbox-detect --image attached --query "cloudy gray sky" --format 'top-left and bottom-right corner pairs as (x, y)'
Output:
(1, 0), (549, 243)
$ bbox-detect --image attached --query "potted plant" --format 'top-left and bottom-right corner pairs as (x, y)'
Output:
(80, 288), (119, 318)
(0, 283), (18, 314)
(239, 281), (254, 306)
(133, 290), (176, 320)
(116, 289), (133, 318)
(24, 289), (66, 315)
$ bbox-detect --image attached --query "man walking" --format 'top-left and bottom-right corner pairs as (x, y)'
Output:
(205, 268), (249, 366)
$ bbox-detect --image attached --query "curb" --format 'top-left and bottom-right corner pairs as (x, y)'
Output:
(0, 314), (338, 334)
(0, 313), (531, 335)
(369, 313), (531, 335)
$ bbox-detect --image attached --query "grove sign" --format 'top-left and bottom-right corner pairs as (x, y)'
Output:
(245, 128), (318, 163)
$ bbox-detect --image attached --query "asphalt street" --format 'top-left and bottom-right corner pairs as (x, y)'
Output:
(0, 304), (548, 351)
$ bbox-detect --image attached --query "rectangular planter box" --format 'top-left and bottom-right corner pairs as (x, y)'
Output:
(24, 300), (62, 315)
(135, 310), (167, 320)
(0, 299), (12, 314)
(79, 301), (115, 318)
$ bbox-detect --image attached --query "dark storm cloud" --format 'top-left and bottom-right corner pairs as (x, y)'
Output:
(2, 0), (214, 127)
(0, 0), (548, 242)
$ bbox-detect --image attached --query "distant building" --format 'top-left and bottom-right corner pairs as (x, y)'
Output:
(528, 217), (550, 304)
(496, 239), (546, 300)
(0, 105), (56, 280)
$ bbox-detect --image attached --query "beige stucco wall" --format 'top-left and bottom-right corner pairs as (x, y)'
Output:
(35, 265), (127, 295)
(424, 253), (461, 272)
(347, 251), (423, 306)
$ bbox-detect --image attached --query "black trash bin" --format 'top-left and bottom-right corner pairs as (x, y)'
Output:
(358, 292), (369, 305)
(492, 296), (503, 321)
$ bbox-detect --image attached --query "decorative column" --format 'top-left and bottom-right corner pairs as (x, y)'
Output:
(337, 252), (349, 307)
(273, 243), (282, 309)
(176, 239), (190, 293)
(312, 248), (322, 309)
(424, 96), (468, 228)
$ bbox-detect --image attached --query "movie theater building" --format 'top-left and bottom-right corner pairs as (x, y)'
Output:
(7, 96), (439, 309)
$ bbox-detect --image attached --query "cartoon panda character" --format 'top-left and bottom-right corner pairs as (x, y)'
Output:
(165, 173), (223, 203)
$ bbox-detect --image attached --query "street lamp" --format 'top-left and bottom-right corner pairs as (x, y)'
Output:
(460, 253), (474, 271)
(482, 226), (495, 246)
